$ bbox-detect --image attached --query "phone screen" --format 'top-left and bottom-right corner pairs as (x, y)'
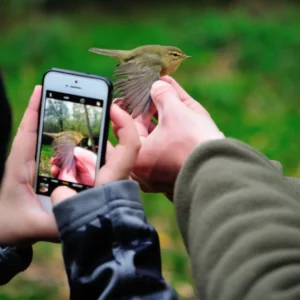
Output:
(36, 90), (104, 197)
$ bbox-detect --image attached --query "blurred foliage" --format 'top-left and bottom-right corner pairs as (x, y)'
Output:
(39, 145), (53, 177)
(0, 2), (300, 299)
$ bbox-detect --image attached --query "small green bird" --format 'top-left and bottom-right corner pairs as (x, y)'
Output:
(89, 45), (190, 118)
(43, 131), (85, 172)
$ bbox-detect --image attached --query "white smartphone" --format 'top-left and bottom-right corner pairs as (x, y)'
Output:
(34, 68), (113, 212)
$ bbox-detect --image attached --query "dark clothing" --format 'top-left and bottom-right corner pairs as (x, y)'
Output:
(0, 73), (33, 285)
(53, 180), (178, 300)
(0, 73), (12, 182)
(174, 138), (300, 300)
(0, 246), (33, 285)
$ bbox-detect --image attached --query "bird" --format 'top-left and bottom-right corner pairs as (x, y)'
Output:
(89, 45), (191, 118)
(43, 131), (86, 172)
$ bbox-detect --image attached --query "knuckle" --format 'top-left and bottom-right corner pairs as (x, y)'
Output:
(130, 137), (141, 153)
(134, 141), (141, 152)
(167, 76), (176, 85)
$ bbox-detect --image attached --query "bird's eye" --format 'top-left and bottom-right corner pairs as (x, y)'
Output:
(172, 53), (179, 57)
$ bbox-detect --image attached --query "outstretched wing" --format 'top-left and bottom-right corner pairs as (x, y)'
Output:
(113, 55), (162, 118)
(52, 132), (76, 172)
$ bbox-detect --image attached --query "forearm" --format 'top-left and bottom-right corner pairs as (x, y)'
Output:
(54, 180), (178, 300)
(174, 138), (300, 300)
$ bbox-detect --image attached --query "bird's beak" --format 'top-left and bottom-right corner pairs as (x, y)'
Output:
(184, 55), (192, 59)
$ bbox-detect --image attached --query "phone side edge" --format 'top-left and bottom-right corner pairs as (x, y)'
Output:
(99, 79), (113, 169)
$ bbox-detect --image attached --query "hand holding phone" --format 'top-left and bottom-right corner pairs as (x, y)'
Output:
(34, 69), (112, 212)
(51, 103), (141, 206)
(0, 86), (58, 245)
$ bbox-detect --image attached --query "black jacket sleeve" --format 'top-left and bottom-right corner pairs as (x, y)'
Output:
(0, 246), (33, 285)
(53, 180), (178, 300)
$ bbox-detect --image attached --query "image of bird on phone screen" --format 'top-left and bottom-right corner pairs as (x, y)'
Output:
(36, 91), (103, 196)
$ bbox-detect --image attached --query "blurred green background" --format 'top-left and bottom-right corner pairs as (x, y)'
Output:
(1, 0), (300, 299)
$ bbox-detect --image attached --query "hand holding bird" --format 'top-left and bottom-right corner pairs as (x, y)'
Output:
(43, 131), (86, 173)
(43, 131), (97, 185)
(50, 147), (97, 186)
(89, 45), (190, 118)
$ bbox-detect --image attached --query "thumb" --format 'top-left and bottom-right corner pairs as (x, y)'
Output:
(51, 186), (77, 206)
(151, 80), (182, 114)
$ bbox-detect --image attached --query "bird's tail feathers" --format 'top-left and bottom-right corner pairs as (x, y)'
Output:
(89, 48), (129, 61)
(43, 132), (58, 138)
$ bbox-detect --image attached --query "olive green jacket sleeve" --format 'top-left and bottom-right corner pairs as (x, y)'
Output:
(174, 138), (300, 300)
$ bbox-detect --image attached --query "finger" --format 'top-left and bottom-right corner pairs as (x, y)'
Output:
(95, 104), (141, 186)
(113, 98), (123, 104)
(51, 186), (77, 206)
(132, 116), (150, 139)
(112, 104), (155, 140)
(150, 81), (182, 120)
(161, 76), (194, 103)
(148, 120), (157, 134)
(73, 148), (97, 185)
(50, 156), (59, 165)
(75, 162), (95, 186)
(51, 165), (60, 177)
(75, 159), (88, 173)
(19, 85), (42, 133)
(132, 102), (157, 139)
(105, 141), (114, 161)
(58, 168), (77, 182)
(113, 96), (156, 136)
(130, 172), (153, 193)
(74, 148), (97, 180)
(74, 147), (97, 164)
(160, 76), (210, 116)
(111, 121), (120, 141)
(110, 104), (140, 150)
(9, 86), (42, 163)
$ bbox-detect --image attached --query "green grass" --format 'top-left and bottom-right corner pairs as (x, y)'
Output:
(1, 4), (300, 299)
(39, 145), (54, 177)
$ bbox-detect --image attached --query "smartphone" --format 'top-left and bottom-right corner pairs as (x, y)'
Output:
(34, 68), (113, 212)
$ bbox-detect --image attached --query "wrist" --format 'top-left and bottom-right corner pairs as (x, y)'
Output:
(0, 197), (35, 247)
(177, 132), (225, 171)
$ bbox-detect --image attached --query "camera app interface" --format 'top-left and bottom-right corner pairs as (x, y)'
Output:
(36, 90), (103, 196)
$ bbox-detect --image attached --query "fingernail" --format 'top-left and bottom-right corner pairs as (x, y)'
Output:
(74, 146), (84, 155)
(33, 85), (41, 93)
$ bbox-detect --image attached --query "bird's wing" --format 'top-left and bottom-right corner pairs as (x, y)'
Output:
(113, 55), (162, 118)
(52, 132), (76, 172)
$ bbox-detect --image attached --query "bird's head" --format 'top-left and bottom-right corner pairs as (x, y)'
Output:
(161, 46), (191, 74)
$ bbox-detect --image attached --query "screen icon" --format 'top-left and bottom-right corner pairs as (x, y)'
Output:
(39, 183), (49, 193)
